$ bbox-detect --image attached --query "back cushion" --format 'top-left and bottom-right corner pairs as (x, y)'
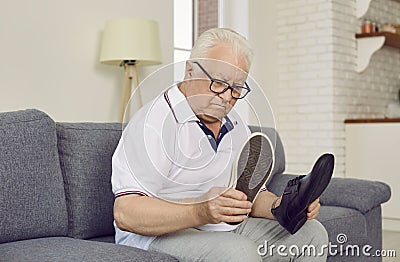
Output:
(56, 123), (122, 239)
(0, 109), (68, 243)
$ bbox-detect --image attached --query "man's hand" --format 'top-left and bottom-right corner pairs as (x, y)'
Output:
(194, 187), (252, 225)
(307, 198), (320, 220)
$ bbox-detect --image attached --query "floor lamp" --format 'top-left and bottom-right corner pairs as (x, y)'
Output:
(99, 18), (162, 122)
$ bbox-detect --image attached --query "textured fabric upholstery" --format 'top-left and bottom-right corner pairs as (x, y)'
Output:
(320, 177), (391, 214)
(88, 235), (115, 243)
(56, 123), (122, 239)
(0, 237), (178, 262)
(318, 206), (367, 246)
(0, 109), (68, 243)
(362, 206), (383, 262)
(248, 125), (286, 176)
(318, 206), (383, 262)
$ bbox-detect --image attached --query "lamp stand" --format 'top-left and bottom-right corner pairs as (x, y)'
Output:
(119, 61), (141, 122)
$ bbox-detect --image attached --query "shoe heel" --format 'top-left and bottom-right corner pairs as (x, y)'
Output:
(286, 212), (307, 234)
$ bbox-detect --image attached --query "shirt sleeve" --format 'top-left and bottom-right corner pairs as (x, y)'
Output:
(111, 120), (172, 198)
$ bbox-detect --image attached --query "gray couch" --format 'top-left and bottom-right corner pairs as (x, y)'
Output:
(0, 109), (390, 261)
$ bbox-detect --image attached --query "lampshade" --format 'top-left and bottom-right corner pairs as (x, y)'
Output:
(100, 18), (162, 66)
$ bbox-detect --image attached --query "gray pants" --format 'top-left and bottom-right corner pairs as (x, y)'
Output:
(148, 218), (328, 261)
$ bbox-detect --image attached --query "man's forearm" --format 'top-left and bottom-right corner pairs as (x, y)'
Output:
(114, 195), (203, 236)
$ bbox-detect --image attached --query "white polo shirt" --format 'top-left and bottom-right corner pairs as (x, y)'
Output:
(111, 85), (250, 250)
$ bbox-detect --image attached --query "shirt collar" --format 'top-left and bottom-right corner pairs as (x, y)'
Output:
(164, 85), (199, 123)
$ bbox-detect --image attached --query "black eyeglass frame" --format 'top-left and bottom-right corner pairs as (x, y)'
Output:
(192, 61), (251, 99)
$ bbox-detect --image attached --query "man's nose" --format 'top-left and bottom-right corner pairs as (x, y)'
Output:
(218, 88), (233, 102)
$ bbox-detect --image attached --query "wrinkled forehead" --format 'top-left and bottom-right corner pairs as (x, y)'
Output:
(196, 59), (248, 82)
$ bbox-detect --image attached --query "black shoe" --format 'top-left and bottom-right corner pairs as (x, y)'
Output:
(271, 153), (334, 234)
(227, 132), (274, 225)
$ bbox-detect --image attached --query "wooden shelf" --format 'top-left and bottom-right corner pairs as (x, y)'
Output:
(345, 118), (400, 124)
(356, 32), (400, 49)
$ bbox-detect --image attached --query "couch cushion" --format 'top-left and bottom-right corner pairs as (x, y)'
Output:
(89, 235), (115, 243)
(0, 237), (178, 262)
(0, 109), (68, 243)
(317, 206), (367, 247)
(56, 123), (122, 239)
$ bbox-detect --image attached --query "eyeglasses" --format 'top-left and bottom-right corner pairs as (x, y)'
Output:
(192, 61), (251, 99)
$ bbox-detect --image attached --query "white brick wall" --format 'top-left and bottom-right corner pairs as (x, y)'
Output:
(276, 0), (400, 176)
(277, 0), (335, 175)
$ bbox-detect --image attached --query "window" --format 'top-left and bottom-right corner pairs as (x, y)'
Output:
(174, 0), (193, 63)
(173, 0), (219, 63)
(197, 0), (219, 37)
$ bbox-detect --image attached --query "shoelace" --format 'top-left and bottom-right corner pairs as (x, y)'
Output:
(287, 175), (305, 187)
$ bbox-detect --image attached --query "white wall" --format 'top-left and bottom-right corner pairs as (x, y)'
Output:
(275, 0), (337, 174)
(0, 0), (173, 122)
(248, 0), (279, 128)
(218, 0), (250, 124)
(219, 0), (249, 38)
(219, 0), (277, 128)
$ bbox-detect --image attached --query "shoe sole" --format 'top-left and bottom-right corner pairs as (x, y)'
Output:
(227, 132), (274, 225)
(285, 153), (334, 234)
(308, 153), (334, 203)
(285, 210), (308, 234)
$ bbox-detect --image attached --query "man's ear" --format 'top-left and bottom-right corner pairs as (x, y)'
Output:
(184, 60), (193, 79)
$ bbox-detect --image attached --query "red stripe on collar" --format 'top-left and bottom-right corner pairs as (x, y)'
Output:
(164, 90), (178, 122)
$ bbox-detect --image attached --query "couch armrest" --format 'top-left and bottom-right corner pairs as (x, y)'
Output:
(266, 174), (391, 214)
(319, 177), (391, 214)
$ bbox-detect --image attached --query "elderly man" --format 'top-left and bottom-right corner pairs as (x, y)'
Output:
(111, 28), (333, 261)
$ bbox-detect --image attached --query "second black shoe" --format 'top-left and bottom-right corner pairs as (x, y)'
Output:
(271, 153), (334, 234)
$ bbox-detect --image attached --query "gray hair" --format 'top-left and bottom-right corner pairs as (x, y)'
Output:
(190, 28), (254, 69)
